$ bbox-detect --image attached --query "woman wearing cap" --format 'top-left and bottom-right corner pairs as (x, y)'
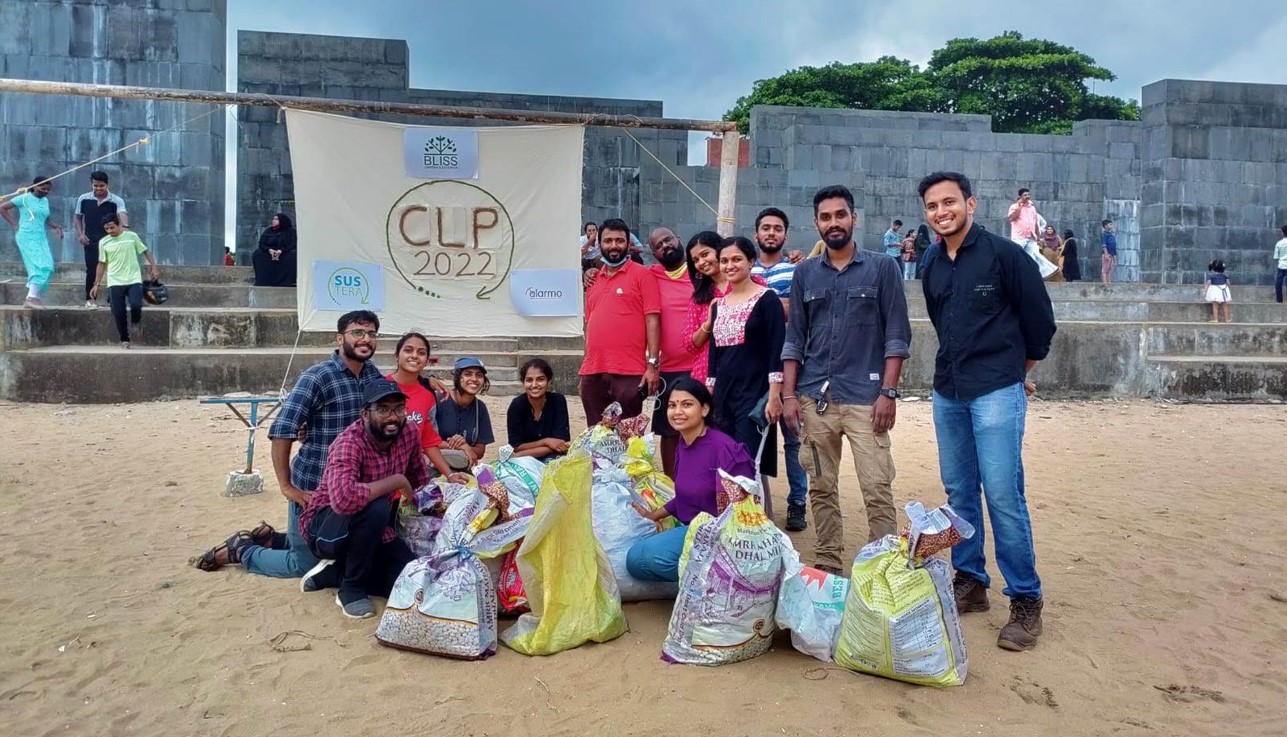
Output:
(434, 356), (495, 470)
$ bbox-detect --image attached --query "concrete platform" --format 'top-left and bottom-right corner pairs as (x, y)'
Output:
(0, 262), (254, 285)
(905, 299), (1287, 323)
(2, 282), (296, 309)
(1146, 356), (1287, 402)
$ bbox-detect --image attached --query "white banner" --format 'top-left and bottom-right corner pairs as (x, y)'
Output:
(287, 110), (585, 336)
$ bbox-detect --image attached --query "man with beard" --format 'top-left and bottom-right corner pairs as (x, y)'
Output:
(917, 172), (1056, 651)
(645, 226), (695, 476)
(782, 185), (910, 576)
(579, 218), (662, 424)
(296, 379), (433, 619)
(189, 311), (383, 579)
(750, 207), (809, 532)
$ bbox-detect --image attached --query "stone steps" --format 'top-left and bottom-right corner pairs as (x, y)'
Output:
(0, 262), (255, 285)
(2, 282), (296, 309)
(1145, 355), (1287, 402)
(905, 299), (1287, 323)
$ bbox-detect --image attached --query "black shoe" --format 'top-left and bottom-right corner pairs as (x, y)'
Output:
(785, 503), (807, 532)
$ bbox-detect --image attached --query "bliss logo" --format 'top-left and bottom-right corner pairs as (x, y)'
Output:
(423, 136), (460, 169)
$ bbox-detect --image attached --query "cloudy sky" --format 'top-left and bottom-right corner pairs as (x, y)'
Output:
(225, 0), (1287, 124)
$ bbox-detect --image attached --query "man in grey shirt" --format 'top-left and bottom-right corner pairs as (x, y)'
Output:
(782, 184), (912, 576)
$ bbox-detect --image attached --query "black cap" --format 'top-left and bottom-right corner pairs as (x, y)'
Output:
(362, 378), (407, 407)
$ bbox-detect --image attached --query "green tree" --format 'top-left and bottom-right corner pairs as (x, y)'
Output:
(723, 32), (1138, 134)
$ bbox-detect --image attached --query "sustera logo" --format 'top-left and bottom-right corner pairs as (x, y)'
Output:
(526, 287), (563, 299)
(423, 136), (460, 169)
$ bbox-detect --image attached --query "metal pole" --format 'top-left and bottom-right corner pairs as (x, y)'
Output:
(0, 78), (737, 133)
(715, 130), (741, 236)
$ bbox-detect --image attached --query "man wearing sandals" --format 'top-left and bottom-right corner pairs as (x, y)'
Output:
(191, 311), (383, 577)
(298, 379), (469, 618)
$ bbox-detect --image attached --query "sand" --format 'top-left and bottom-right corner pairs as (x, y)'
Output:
(1, 396), (1284, 737)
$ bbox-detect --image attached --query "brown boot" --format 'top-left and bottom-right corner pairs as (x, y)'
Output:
(998, 596), (1044, 651)
(952, 573), (990, 613)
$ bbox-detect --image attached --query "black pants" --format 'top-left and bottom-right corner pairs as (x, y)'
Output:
(307, 497), (414, 599)
(109, 283), (143, 342)
(83, 244), (99, 301)
(1276, 268), (1286, 303)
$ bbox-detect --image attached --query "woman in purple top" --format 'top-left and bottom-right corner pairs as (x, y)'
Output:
(625, 378), (756, 583)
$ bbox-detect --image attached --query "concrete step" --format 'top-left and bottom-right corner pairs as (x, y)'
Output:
(1042, 282), (1279, 303)
(905, 299), (1287, 323)
(0, 261), (254, 285)
(0, 345), (552, 404)
(1145, 355), (1287, 401)
(1145, 324), (1287, 358)
(2, 282), (296, 309)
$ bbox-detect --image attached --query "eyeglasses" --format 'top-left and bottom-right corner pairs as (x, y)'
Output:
(370, 405), (407, 418)
(345, 329), (379, 340)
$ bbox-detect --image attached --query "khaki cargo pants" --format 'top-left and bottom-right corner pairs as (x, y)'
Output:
(799, 397), (898, 570)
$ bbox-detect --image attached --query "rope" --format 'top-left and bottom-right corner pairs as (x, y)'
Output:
(278, 328), (305, 399)
(1, 105), (225, 200)
(619, 127), (719, 217)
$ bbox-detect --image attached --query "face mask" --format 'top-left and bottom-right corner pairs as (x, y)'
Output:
(602, 251), (629, 268)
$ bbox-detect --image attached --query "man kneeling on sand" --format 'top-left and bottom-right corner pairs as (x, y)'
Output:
(298, 379), (469, 618)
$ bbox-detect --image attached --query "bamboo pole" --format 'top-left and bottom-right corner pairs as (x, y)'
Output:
(0, 78), (737, 133)
(715, 130), (741, 236)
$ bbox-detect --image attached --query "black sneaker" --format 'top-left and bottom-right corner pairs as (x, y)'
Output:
(785, 503), (808, 532)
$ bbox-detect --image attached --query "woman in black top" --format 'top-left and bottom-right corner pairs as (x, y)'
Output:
(1061, 229), (1081, 281)
(253, 212), (298, 287)
(507, 358), (571, 460)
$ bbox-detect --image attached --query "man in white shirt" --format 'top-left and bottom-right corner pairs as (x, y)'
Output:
(1274, 224), (1287, 304)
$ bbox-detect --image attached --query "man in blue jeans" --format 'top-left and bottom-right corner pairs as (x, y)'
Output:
(749, 206), (809, 530)
(189, 310), (383, 576)
(917, 171), (1057, 652)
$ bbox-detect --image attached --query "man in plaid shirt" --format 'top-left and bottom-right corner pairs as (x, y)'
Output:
(189, 310), (382, 577)
(298, 378), (469, 618)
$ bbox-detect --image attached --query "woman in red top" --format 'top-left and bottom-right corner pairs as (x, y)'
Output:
(387, 332), (457, 479)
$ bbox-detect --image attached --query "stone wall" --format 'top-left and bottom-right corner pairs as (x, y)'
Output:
(0, 0), (226, 265)
(235, 30), (686, 251)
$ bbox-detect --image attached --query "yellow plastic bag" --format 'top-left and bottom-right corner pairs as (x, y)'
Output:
(623, 436), (676, 532)
(500, 451), (627, 655)
(833, 536), (969, 687)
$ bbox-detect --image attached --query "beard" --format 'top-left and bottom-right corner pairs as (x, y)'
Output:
(341, 339), (373, 362)
(601, 248), (629, 267)
(656, 247), (685, 268)
(756, 240), (784, 254)
(368, 417), (404, 441)
(823, 227), (852, 250)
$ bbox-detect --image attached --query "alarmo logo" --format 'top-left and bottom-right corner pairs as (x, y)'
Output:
(526, 287), (563, 299)
(328, 267), (370, 304)
(423, 136), (459, 169)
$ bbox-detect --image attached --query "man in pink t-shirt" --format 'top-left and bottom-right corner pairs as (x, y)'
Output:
(579, 218), (662, 424)
(645, 226), (695, 475)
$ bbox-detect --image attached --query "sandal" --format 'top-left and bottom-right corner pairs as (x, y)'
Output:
(249, 520), (276, 548)
(190, 540), (230, 572)
(225, 530), (256, 566)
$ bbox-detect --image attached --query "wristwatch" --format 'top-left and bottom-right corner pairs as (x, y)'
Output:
(879, 387), (901, 400)
(646, 356), (660, 369)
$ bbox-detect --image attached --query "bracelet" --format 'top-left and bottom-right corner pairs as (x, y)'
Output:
(782, 395), (796, 400)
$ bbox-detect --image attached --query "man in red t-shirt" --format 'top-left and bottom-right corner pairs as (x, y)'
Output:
(644, 226), (696, 476)
(579, 218), (661, 424)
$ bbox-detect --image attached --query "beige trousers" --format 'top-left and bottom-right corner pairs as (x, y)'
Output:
(799, 397), (898, 570)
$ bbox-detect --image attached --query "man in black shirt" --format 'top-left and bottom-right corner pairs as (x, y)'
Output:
(74, 171), (128, 308)
(917, 171), (1056, 652)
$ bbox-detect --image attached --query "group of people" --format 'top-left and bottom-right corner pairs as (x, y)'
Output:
(1005, 187), (1117, 283)
(1, 172), (162, 347)
(574, 177), (1056, 651)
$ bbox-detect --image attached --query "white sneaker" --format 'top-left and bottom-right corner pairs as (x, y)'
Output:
(301, 559), (336, 593)
(85, 301), (98, 309)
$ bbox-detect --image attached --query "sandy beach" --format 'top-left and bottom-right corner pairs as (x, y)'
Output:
(1, 395), (1284, 737)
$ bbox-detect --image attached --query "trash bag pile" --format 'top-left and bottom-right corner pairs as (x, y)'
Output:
(376, 472), (531, 660)
(832, 501), (975, 687)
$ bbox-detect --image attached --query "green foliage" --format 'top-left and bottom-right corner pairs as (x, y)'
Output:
(723, 32), (1138, 134)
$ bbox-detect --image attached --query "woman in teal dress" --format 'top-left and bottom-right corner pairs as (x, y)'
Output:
(0, 176), (62, 308)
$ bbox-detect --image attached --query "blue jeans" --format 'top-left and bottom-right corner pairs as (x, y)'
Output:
(780, 419), (807, 508)
(932, 383), (1041, 599)
(625, 525), (689, 583)
(242, 501), (319, 579)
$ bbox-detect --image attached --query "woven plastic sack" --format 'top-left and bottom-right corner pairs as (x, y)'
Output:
(500, 451), (627, 655)
(833, 502), (974, 687)
(376, 475), (531, 660)
(490, 445), (543, 512)
(776, 551), (851, 662)
(661, 471), (789, 666)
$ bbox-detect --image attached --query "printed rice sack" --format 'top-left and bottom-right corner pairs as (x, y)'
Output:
(490, 445), (543, 512)
(662, 471), (789, 666)
(833, 502), (975, 687)
(376, 475), (531, 660)
(776, 550), (851, 662)
(501, 451), (627, 655)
